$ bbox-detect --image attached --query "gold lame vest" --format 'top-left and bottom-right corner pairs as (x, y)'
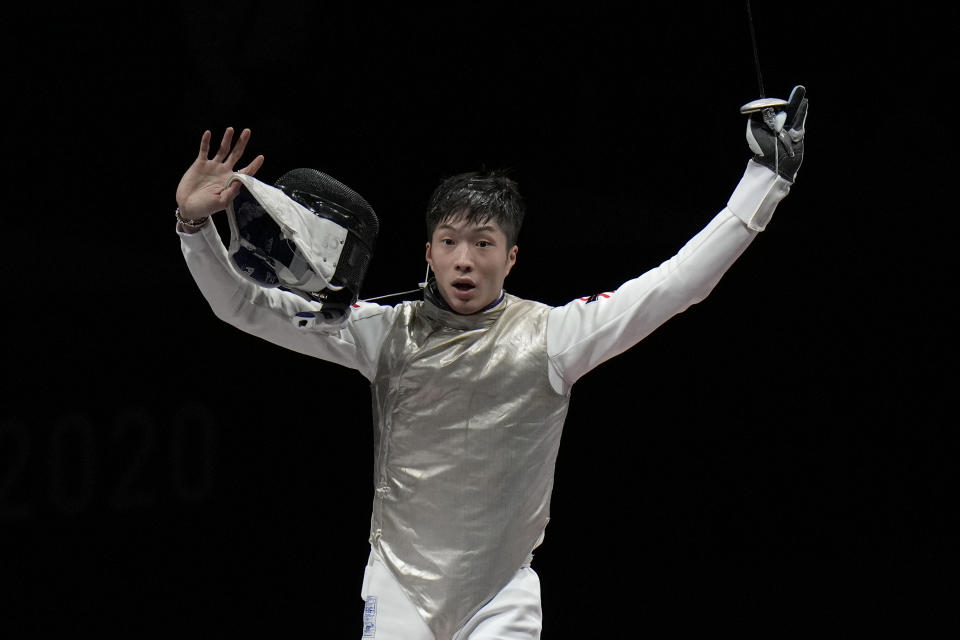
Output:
(369, 291), (570, 640)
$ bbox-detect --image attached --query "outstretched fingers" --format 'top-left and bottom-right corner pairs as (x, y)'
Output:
(197, 129), (212, 160)
(785, 86), (806, 128)
(226, 128), (253, 167)
(792, 99), (808, 133)
(213, 127), (235, 162)
(238, 153), (265, 178)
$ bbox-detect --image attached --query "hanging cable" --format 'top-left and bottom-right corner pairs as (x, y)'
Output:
(745, 0), (766, 99)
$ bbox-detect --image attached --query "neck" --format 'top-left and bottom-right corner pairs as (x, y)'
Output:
(425, 279), (504, 315)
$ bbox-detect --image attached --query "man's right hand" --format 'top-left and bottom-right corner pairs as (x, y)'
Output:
(175, 127), (265, 222)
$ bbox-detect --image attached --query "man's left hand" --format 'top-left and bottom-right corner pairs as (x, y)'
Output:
(746, 85), (808, 183)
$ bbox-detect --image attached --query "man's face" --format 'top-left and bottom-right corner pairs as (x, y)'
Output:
(425, 215), (518, 315)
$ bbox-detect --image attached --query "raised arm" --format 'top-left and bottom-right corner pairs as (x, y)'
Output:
(175, 128), (392, 380)
(545, 87), (807, 394)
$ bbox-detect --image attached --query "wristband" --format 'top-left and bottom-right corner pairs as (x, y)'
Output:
(175, 207), (210, 229)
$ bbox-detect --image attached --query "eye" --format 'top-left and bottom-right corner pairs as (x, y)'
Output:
(441, 238), (456, 246)
(476, 240), (492, 248)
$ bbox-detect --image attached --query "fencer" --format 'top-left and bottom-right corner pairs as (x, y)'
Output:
(174, 86), (808, 639)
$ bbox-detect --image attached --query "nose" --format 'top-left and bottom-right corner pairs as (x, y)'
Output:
(453, 244), (474, 271)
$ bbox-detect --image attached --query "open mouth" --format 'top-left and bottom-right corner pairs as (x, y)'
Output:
(451, 280), (476, 297)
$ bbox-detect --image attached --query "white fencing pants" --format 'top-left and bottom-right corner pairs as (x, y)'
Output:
(360, 549), (542, 640)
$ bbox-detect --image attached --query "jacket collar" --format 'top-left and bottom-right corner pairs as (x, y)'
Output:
(421, 279), (506, 330)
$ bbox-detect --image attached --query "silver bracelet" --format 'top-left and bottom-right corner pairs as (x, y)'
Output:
(175, 207), (210, 229)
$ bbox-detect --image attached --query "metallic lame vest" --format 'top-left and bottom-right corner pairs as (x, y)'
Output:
(369, 291), (570, 640)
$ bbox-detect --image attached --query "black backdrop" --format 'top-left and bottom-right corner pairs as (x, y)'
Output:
(4, 3), (956, 637)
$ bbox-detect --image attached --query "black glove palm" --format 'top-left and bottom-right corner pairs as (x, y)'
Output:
(746, 85), (808, 182)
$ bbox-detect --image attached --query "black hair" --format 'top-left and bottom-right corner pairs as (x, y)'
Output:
(425, 170), (525, 248)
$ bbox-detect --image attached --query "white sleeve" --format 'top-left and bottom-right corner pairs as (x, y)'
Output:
(177, 219), (394, 382)
(545, 160), (791, 394)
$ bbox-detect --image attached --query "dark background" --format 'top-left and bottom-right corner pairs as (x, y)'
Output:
(3, 2), (955, 637)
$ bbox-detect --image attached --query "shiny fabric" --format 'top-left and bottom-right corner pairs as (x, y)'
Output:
(368, 287), (569, 640)
(360, 548), (542, 640)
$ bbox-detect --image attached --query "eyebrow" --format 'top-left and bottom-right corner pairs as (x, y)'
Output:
(437, 224), (499, 234)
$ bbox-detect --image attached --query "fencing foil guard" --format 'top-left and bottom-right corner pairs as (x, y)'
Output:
(224, 169), (379, 325)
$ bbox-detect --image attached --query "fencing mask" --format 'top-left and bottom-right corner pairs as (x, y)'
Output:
(224, 168), (379, 325)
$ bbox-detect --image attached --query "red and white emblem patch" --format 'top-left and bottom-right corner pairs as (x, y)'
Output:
(579, 292), (611, 303)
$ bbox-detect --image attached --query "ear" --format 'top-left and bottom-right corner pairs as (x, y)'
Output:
(504, 245), (518, 277)
(425, 241), (433, 268)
